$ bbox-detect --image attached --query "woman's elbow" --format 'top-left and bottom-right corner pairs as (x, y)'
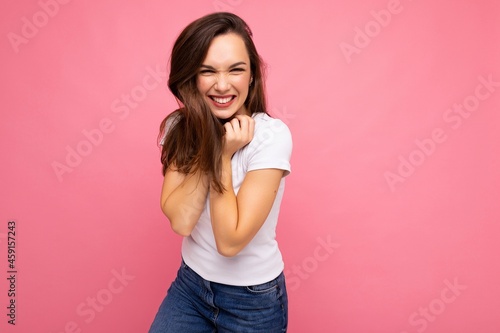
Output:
(165, 213), (194, 237)
(168, 216), (196, 237)
(162, 205), (193, 236)
(171, 224), (192, 237)
(216, 243), (242, 257)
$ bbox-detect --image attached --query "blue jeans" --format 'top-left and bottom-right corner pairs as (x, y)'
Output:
(149, 260), (288, 332)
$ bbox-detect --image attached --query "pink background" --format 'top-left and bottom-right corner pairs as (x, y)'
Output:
(1, 0), (499, 332)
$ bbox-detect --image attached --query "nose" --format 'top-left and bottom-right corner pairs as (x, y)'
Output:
(214, 73), (230, 92)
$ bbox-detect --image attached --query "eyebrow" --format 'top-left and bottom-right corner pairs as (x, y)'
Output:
(200, 62), (247, 70)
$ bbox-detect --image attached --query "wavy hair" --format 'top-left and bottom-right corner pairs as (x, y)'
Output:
(159, 12), (268, 193)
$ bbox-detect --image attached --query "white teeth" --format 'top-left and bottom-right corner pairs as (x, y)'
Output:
(212, 96), (232, 104)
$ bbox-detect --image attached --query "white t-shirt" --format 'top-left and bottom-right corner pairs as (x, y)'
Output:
(182, 112), (292, 286)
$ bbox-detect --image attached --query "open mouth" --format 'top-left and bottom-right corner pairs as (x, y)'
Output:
(209, 95), (236, 107)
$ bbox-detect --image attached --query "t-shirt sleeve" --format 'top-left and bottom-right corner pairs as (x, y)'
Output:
(247, 117), (292, 177)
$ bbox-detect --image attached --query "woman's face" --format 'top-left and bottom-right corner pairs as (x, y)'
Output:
(197, 33), (252, 119)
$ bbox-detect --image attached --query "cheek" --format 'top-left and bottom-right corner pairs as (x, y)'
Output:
(234, 76), (250, 93)
(196, 77), (211, 93)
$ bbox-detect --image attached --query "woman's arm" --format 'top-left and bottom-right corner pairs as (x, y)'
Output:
(161, 166), (209, 236)
(209, 115), (285, 257)
(210, 162), (284, 257)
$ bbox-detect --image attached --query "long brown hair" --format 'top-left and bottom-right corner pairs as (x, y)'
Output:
(159, 12), (268, 193)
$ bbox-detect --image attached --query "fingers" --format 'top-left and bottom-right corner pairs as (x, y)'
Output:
(235, 115), (255, 139)
(238, 115), (249, 136)
(223, 119), (237, 136)
(222, 115), (255, 156)
(224, 115), (254, 140)
(246, 116), (255, 139)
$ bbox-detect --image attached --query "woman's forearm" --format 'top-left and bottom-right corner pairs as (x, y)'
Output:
(209, 155), (240, 255)
(162, 170), (209, 236)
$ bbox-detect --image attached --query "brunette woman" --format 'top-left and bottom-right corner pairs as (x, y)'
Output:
(149, 12), (292, 333)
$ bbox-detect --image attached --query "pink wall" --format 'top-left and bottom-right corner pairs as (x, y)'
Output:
(1, 0), (499, 332)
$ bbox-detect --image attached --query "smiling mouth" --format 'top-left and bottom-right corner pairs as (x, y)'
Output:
(209, 95), (236, 104)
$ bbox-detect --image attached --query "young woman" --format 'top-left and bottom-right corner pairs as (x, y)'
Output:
(149, 12), (292, 333)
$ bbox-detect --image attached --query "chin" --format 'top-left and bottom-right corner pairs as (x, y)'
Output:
(210, 108), (239, 120)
